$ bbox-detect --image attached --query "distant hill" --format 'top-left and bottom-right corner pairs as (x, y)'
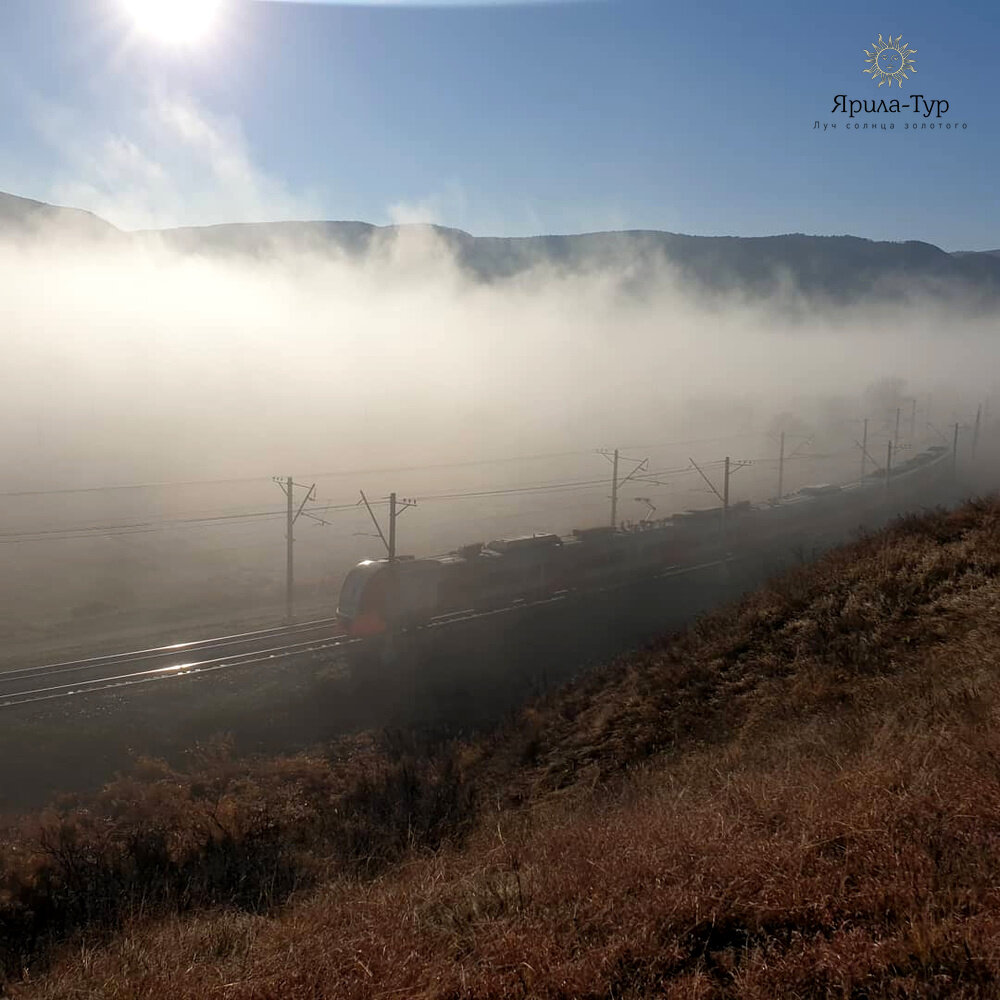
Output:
(2, 189), (999, 307)
(0, 191), (118, 242)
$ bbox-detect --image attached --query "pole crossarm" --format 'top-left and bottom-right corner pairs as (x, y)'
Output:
(292, 484), (316, 525)
(688, 457), (725, 504)
(359, 490), (389, 554)
(854, 440), (883, 472)
(617, 458), (649, 487)
(926, 421), (949, 444)
(300, 510), (332, 527)
(787, 436), (814, 460)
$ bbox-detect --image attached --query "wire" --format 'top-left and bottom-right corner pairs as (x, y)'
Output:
(0, 440), (882, 544)
(0, 447), (602, 499)
(0, 431), (803, 499)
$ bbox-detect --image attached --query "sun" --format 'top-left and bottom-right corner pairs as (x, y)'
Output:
(119, 0), (224, 46)
(863, 34), (917, 88)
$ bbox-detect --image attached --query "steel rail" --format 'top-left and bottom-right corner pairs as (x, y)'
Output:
(0, 633), (358, 710)
(0, 616), (344, 682)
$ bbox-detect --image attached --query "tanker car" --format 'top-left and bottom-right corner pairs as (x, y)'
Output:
(336, 443), (953, 637)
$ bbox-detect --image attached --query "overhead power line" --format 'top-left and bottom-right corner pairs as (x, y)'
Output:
(0, 441), (871, 545)
(0, 431), (799, 499)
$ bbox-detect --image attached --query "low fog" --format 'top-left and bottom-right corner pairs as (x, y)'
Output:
(1, 221), (996, 644)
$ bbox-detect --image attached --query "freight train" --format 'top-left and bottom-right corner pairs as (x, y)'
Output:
(336, 444), (953, 637)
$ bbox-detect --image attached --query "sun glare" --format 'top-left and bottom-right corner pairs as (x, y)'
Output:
(120, 0), (223, 46)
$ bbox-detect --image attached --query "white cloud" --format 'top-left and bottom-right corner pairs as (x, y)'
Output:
(387, 196), (445, 227)
(32, 91), (320, 230)
(386, 181), (470, 229)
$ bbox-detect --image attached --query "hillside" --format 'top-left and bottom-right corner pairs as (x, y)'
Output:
(3, 189), (1000, 306)
(4, 497), (1000, 997)
(0, 191), (118, 242)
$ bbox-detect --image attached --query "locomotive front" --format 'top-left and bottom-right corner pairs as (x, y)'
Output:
(336, 557), (445, 636)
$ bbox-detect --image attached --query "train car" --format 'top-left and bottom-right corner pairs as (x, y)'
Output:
(336, 445), (955, 637)
(336, 533), (566, 636)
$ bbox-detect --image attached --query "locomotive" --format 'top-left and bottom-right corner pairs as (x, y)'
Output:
(336, 444), (953, 637)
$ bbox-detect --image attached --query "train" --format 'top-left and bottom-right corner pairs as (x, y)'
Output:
(336, 444), (954, 637)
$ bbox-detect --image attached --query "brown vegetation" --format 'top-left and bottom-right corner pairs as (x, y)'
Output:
(6, 498), (1000, 997)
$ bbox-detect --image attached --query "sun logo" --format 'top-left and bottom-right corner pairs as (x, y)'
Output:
(863, 34), (917, 88)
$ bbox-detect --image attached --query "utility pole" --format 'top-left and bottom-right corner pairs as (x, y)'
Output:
(286, 476), (293, 621)
(894, 406), (901, 451)
(360, 489), (416, 564)
(610, 449), (620, 528)
(388, 492), (397, 563)
(689, 455), (750, 511)
(860, 418), (869, 481)
(953, 422), (960, 478)
(885, 441), (892, 489)
(600, 449), (647, 529)
(274, 477), (319, 622)
(909, 398), (917, 444)
(973, 404), (982, 458)
(777, 432), (785, 499)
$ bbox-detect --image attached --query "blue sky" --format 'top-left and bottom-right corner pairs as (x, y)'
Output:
(0, 0), (996, 248)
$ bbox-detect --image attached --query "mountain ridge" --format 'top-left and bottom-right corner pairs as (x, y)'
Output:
(2, 189), (998, 306)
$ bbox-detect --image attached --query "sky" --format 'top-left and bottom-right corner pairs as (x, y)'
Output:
(0, 0), (997, 249)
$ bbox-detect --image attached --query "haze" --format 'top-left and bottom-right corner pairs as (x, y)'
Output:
(0, 214), (995, 641)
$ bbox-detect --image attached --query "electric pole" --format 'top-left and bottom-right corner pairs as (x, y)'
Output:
(600, 449), (648, 529)
(953, 422), (960, 478)
(689, 455), (750, 514)
(777, 432), (785, 499)
(274, 477), (319, 622)
(610, 449), (620, 528)
(360, 490), (416, 564)
(388, 492), (397, 563)
(286, 476), (293, 621)
(860, 418), (869, 481)
(885, 441), (892, 489)
(973, 404), (982, 458)
(909, 398), (917, 445)
(894, 406), (901, 451)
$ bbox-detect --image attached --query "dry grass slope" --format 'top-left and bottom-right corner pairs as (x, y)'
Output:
(6, 497), (1000, 998)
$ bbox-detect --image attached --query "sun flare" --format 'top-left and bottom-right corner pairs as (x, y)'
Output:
(120, 0), (223, 46)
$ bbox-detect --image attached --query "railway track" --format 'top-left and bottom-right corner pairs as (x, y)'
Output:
(0, 558), (731, 712)
(0, 446), (955, 713)
(0, 618), (359, 710)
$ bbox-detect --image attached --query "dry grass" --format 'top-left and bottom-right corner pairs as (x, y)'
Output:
(0, 734), (476, 983)
(7, 498), (1000, 998)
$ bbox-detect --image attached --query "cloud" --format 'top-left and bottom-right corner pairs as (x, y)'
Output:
(0, 214), (993, 628)
(387, 196), (446, 227)
(31, 91), (320, 230)
(385, 180), (473, 229)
